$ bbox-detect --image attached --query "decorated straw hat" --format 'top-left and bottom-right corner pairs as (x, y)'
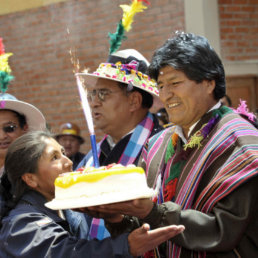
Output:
(0, 93), (46, 131)
(55, 122), (84, 144)
(77, 49), (159, 96)
(0, 38), (46, 131)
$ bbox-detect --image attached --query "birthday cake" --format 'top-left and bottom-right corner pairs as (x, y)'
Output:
(45, 164), (155, 210)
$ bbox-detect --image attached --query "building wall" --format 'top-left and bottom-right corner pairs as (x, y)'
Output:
(0, 0), (67, 15)
(0, 0), (185, 153)
(219, 0), (258, 112)
(219, 0), (257, 61)
(0, 0), (257, 153)
(184, 0), (257, 112)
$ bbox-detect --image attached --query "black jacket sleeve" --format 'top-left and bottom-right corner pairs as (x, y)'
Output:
(0, 211), (132, 258)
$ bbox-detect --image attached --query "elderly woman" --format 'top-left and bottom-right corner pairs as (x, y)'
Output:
(0, 131), (184, 258)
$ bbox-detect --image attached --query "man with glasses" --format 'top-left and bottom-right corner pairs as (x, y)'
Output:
(77, 49), (162, 240)
(0, 93), (46, 176)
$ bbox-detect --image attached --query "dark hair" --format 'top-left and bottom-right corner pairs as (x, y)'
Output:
(156, 108), (169, 125)
(221, 94), (232, 107)
(148, 32), (226, 100)
(0, 131), (52, 225)
(1, 109), (27, 128)
(118, 82), (153, 109)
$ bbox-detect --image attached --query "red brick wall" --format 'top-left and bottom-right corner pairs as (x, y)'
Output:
(218, 0), (258, 112)
(219, 0), (258, 61)
(1, 0), (257, 154)
(0, 0), (184, 153)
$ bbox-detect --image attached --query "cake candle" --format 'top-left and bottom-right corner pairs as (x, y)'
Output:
(75, 74), (99, 168)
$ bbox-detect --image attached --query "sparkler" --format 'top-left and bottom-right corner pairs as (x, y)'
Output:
(68, 28), (99, 168)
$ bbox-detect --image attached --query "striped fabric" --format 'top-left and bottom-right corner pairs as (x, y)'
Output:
(144, 112), (258, 258)
(119, 112), (155, 164)
(89, 112), (155, 240)
(89, 218), (110, 240)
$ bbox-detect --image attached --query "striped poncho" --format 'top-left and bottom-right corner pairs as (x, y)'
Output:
(142, 108), (258, 257)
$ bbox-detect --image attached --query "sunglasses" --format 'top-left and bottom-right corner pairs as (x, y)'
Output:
(87, 89), (120, 102)
(2, 124), (18, 133)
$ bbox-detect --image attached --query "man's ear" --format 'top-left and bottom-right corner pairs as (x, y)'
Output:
(128, 91), (142, 112)
(22, 124), (29, 133)
(21, 173), (38, 188)
(206, 80), (216, 94)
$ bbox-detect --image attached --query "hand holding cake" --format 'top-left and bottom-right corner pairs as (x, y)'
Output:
(0, 131), (185, 257)
(45, 163), (156, 210)
(86, 198), (154, 221)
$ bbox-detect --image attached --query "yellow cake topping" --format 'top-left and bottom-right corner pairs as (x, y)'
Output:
(55, 165), (145, 188)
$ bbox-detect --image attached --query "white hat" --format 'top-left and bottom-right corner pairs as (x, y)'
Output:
(77, 49), (159, 96)
(0, 93), (46, 131)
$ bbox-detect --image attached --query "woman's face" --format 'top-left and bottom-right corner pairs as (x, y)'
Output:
(0, 110), (28, 162)
(24, 138), (73, 201)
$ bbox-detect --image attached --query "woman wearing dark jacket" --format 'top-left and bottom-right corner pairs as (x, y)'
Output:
(0, 131), (184, 258)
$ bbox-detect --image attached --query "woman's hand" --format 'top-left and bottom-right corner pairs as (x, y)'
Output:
(128, 223), (185, 256)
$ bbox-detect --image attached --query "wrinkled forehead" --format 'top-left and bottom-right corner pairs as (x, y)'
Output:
(157, 66), (183, 83)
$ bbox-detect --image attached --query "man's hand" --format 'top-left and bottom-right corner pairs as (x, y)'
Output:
(72, 207), (124, 223)
(86, 198), (154, 219)
(128, 223), (185, 256)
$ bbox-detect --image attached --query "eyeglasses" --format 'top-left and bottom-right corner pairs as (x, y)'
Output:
(87, 89), (120, 102)
(2, 124), (18, 133)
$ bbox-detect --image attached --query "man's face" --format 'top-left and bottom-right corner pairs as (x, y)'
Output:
(87, 78), (132, 138)
(57, 135), (81, 158)
(157, 66), (216, 135)
(26, 138), (73, 201)
(0, 110), (28, 160)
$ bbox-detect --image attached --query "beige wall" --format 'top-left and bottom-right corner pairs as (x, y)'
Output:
(184, 0), (258, 77)
(0, 0), (67, 15)
(184, 0), (258, 112)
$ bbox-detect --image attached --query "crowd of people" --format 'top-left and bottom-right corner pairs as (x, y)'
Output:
(0, 32), (257, 257)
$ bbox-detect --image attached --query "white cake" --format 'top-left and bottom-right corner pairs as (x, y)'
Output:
(45, 164), (155, 210)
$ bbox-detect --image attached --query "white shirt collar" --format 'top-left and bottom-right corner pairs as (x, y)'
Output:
(175, 101), (221, 143)
(106, 128), (135, 150)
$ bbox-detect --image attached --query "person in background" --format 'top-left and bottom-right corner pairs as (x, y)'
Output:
(55, 122), (85, 170)
(220, 94), (232, 107)
(156, 107), (169, 126)
(0, 131), (185, 258)
(0, 93), (46, 177)
(85, 32), (258, 258)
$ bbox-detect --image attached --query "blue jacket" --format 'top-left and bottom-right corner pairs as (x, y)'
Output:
(0, 191), (131, 258)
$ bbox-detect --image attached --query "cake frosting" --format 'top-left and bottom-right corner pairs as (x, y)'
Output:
(46, 164), (154, 209)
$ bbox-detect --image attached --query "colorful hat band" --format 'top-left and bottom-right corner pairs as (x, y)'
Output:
(93, 61), (159, 96)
